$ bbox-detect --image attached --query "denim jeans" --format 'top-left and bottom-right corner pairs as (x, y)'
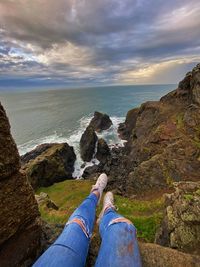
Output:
(33, 193), (142, 267)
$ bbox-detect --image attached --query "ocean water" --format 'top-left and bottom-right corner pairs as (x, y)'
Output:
(0, 84), (175, 177)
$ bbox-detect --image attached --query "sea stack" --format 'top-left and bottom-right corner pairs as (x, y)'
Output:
(89, 111), (113, 132)
(80, 125), (98, 162)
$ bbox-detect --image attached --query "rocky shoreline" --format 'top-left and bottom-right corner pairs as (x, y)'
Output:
(0, 64), (200, 266)
(20, 65), (200, 194)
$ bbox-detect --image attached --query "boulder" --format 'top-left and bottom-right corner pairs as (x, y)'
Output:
(89, 111), (112, 132)
(0, 101), (42, 266)
(86, 230), (200, 267)
(22, 143), (76, 190)
(155, 181), (200, 255)
(35, 192), (59, 210)
(96, 138), (110, 164)
(82, 165), (100, 179)
(80, 126), (98, 162)
(21, 143), (54, 165)
(139, 242), (200, 267)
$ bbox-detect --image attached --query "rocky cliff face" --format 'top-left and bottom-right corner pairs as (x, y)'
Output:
(108, 64), (200, 194)
(0, 102), (42, 267)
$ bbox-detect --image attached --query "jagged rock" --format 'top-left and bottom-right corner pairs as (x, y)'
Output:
(108, 64), (200, 194)
(82, 165), (100, 179)
(117, 123), (127, 139)
(118, 108), (139, 140)
(21, 143), (76, 190)
(0, 101), (42, 267)
(96, 138), (110, 164)
(191, 66), (200, 105)
(89, 111), (112, 132)
(39, 221), (64, 252)
(155, 181), (200, 255)
(80, 126), (98, 162)
(35, 192), (59, 210)
(21, 143), (54, 165)
(0, 103), (20, 179)
(81, 137), (111, 178)
(161, 64), (200, 106)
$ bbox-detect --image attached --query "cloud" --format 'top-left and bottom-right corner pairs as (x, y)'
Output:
(0, 0), (200, 87)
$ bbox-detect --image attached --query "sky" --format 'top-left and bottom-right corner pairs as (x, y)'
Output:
(0, 0), (200, 88)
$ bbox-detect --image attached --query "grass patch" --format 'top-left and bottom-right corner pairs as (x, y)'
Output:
(37, 180), (93, 224)
(114, 195), (164, 242)
(193, 139), (200, 149)
(184, 194), (194, 201)
(37, 180), (165, 242)
(176, 113), (184, 129)
(196, 189), (200, 196)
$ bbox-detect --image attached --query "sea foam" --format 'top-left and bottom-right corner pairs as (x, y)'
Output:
(18, 115), (126, 178)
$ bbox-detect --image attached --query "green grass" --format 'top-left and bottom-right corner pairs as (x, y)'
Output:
(37, 180), (94, 224)
(193, 139), (200, 148)
(37, 180), (165, 242)
(184, 194), (194, 201)
(196, 189), (200, 196)
(176, 113), (184, 129)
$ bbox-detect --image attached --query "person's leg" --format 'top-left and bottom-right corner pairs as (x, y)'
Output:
(95, 192), (142, 267)
(33, 173), (108, 267)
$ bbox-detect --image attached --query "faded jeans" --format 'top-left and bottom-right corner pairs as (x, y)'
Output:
(33, 193), (142, 267)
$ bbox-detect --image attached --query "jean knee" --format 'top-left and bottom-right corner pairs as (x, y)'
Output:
(108, 217), (137, 233)
(66, 216), (91, 239)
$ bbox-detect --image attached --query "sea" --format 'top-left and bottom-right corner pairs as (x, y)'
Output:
(0, 84), (175, 178)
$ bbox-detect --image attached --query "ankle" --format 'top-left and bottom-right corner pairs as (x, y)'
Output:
(103, 204), (115, 214)
(91, 188), (100, 199)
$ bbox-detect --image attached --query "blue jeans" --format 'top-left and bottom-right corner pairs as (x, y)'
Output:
(33, 193), (142, 267)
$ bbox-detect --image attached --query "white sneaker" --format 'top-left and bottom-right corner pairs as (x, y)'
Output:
(91, 173), (108, 203)
(97, 191), (116, 224)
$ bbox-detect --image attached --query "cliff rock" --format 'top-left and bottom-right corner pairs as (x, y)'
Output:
(118, 108), (139, 140)
(0, 102), (42, 267)
(96, 138), (111, 164)
(112, 64), (200, 193)
(0, 104), (20, 178)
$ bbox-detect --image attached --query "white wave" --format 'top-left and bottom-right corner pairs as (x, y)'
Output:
(18, 131), (69, 156)
(18, 115), (126, 179)
(96, 116), (126, 147)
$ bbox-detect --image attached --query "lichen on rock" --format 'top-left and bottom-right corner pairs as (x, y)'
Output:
(155, 181), (200, 255)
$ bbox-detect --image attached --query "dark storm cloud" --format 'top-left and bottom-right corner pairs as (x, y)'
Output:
(0, 0), (200, 86)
